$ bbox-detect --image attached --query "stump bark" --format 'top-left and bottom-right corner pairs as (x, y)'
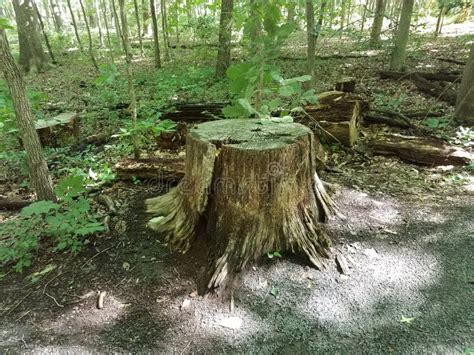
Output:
(146, 119), (336, 290)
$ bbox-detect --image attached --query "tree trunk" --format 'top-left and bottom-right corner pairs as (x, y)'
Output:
(306, 0), (316, 83)
(0, 30), (55, 201)
(50, 0), (62, 32)
(112, 0), (125, 50)
(133, 0), (144, 55)
(142, 0), (151, 36)
(150, 0), (161, 68)
(118, 0), (141, 159)
(161, 0), (171, 60)
(66, 0), (84, 53)
(79, 0), (99, 70)
(435, 4), (447, 37)
(369, 0), (385, 48)
(101, 0), (115, 63)
(33, 1), (56, 64)
(315, 0), (327, 45)
(95, 0), (104, 47)
(455, 43), (474, 126)
(215, 0), (234, 77)
(389, 0), (414, 71)
(146, 119), (335, 291)
(359, 0), (369, 35)
(12, 0), (48, 73)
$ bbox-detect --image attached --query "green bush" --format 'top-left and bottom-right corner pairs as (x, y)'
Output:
(0, 176), (105, 272)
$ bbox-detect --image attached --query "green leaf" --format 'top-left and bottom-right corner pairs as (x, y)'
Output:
(279, 85), (297, 97)
(400, 315), (415, 324)
(270, 286), (280, 297)
(282, 75), (312, 85)
(0, 18), (14, 30)
(237, 98), (256, 115)
(222, 104), (245, 118)
(55, 175), (85, 199)
(21, 201), (60, 217)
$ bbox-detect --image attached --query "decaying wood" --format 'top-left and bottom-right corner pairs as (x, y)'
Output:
(303, 91), (363, 146)
(379, 70), (461, 82)
(115, 156), (185, 182)
(35, 112), (80, 147)
(335, 78), (356, 93)
(156, 122), (188, 150)
(0, 199), (32, 210)
(164, 103), (227, 122)
(335, 252), (350, 275)
(436, 57), (466, 66)
(364, 113), (411, 128)
(146, 119), (337, 291)
(372, 133), (472, 166)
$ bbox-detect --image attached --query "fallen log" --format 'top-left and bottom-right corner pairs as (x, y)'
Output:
(0, 199), (32, 210)
(35, 112), (80, 147)
(364, 113), (410, 128)
(410, 74), (458, 105)
(164, 103), (227, 122)
(303, 91), (363, 146)
(115, 156), (185, 182)
(436, 57), (466, 66)
(379, 70), (461, 82)
(371, 133), (472, 166)
(335, 78), (356, 93)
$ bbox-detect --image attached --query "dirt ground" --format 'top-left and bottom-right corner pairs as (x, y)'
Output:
(1, 152), (472, 354)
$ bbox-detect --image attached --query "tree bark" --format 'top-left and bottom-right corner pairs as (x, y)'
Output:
(389, 0), (414, 71)
(215, 0), (234, 77)
(369, 0), (386, 48)
(146, 119), (336, 291)
(50, 0), (62, 32)
(0, 30), (55, 201)
(12, 0), (48, 73)
(455, 43), (474, 126)
(112, 0), (125, 50)
(133, 0), (144, 55)
(66, 0), (84, 53)
(33, 1), (56, 64)
(150, 0), (161, 68)
(161, 0), (171, 60)
(118, 0), (140, 159)
(95, 0), (104, 47)
(306, 0), (316, 83)
(79, 0), (99, 70)
(100, 0), (115, 63)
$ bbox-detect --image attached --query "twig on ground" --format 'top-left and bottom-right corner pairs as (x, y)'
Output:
(80, 245), (113, 269)
(45, 292), (64, 307)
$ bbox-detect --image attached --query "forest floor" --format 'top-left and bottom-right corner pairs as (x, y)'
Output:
(1, 26), (473, 353)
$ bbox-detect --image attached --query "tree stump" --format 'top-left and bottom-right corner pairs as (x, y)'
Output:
(35, 112), (80, 147)
(145, 119), (336, 290)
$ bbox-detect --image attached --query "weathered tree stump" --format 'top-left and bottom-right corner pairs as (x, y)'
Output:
(304, 91), (362, 146)
(145, 119), (336, 290)
(35, 112), (80, 147)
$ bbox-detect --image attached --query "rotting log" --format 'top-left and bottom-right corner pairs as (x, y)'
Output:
(115, 156), (185, 182)
(335, 78), (356, 93)
(156, 122), (188, 150)
(145, 119), (337, 291)
(303, 91), (362, 146)
(379, 70), (461, 82)
(371, 133), (472, 166)
(0, 199), (32, 210)
(164, 103), (227, 122)
(35, 112), (80, 147)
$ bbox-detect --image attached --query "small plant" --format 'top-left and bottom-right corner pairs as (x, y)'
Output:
(423, 117), (449, 129)
(0, 176), (105, 272)
(266, 251), (282, 259)
(451, 126), (474, 147)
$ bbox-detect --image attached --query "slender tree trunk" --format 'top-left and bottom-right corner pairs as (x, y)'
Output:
(435, 5), (447, 37)
(389, 0), (413, 71)
(33, 1), (56, 64)
(306, 0), (316, 84)
(455, 43), (474, 125)
(215, 0), (234, 77)
(360, 0), (369, 34)
(315, 0), (327, 45)
(112, 0), (125, 50)
(161, 0), (170, 60)
(142, 0), (151, 36)
(79, 0), (99, 70)
(150, 0), (161, 68)
(12, 0), (48, 73)
(95, 0), (104, 47)
(0, 30), (55, 201)
(369, 0), (386, 48)
(66, 0), (84, 52)
(133, 0), (144, 55)
(50, 0), (62, 31)
(118, 0), (141, 159)
(101, 0), (115, 63)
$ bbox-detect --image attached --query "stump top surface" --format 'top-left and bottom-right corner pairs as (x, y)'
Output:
(35, 112), (77, 130)
(190, 119), (312, 150)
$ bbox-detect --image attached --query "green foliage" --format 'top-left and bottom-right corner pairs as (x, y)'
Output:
(423, 117), (449, 129)
(0, 18), (14, 30)
(0, 176), (105, 272)
(451, 126), (474, 147)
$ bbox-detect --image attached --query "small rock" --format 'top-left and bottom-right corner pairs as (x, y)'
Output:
(220, 316), (243, 329)
(363, 248), (378, 258)
(189, 290), (198, 298)
(180, 299), (191, 310)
